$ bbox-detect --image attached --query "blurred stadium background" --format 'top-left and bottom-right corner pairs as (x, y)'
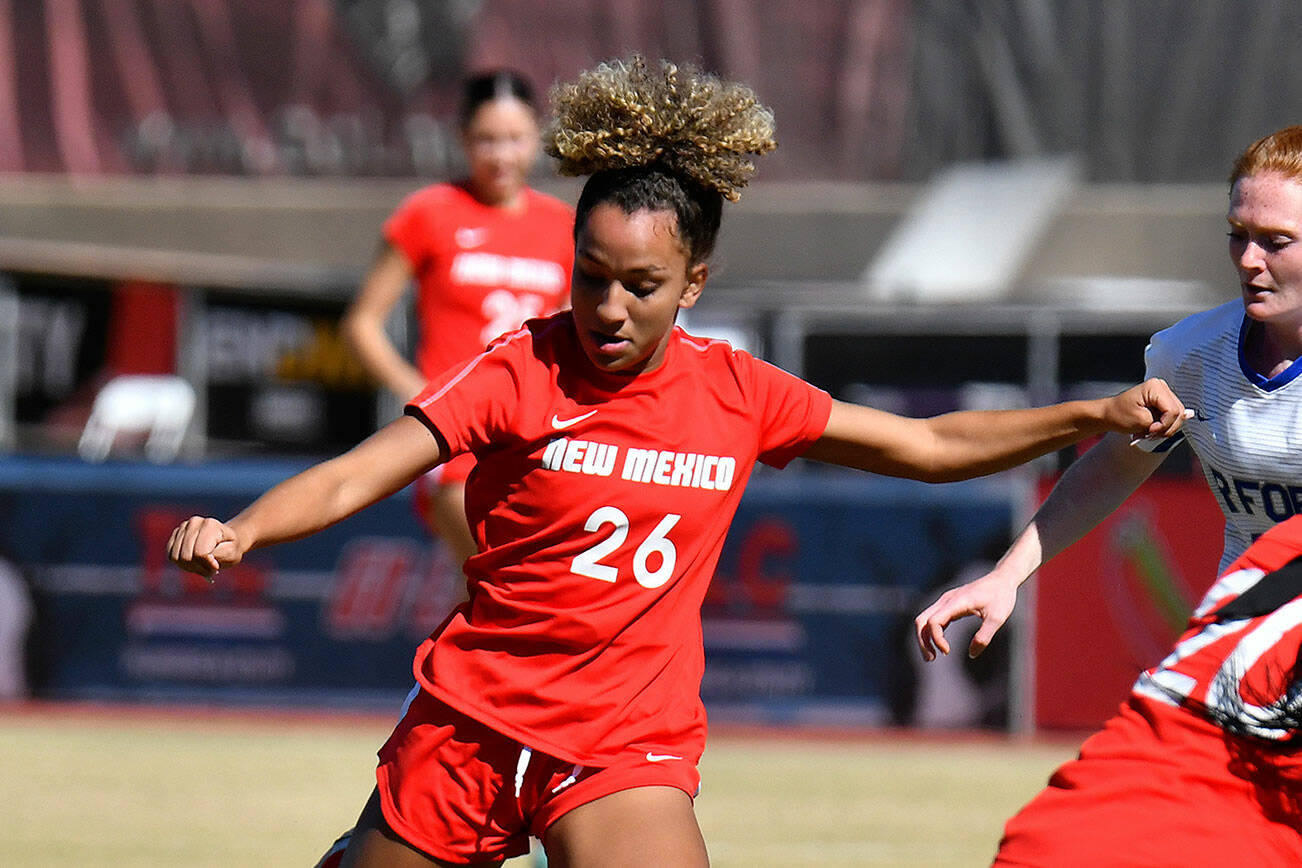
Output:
(0, 0), (1294, 863)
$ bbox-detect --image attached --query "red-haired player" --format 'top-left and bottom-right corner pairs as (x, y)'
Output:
(918, 125), (1302, 867)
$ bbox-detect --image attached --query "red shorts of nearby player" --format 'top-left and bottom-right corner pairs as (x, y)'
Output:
(996, 695), (1302, 867)
(375, 688), (701, 864)
(411, 453), (476, 529)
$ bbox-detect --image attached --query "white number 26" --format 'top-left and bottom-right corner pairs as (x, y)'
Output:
(571, 506), (681, 589)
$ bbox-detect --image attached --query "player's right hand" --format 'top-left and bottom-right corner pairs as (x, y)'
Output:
(1102, 377), (1189, 440)
(914, 570), (1020, 662)
(167, 516), (244, 579)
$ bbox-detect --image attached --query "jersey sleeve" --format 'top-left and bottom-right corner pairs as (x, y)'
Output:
(383, 188), (438, 271)
(549, 237), (576, 311)
(743, 353), (833, 468)
(530, 193), (576, 312)
(1136, 325), (1186, 454)
(404, 335), (525, 459)
(1143, 324), (1176, 382)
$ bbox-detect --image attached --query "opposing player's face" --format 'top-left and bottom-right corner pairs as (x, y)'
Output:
(1228, 171), (1302, 326)
(461, 97), (539, 206)
(570, 203), (706, 374)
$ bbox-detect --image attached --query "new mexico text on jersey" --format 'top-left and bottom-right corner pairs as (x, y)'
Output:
(541, 437), (738, 491)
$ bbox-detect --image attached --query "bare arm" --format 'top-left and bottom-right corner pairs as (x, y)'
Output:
(914, 432), (1170, 660)
(802, 378), (1185, 483)
(342, 242), (427, 402)
(168, 415), (441, 578)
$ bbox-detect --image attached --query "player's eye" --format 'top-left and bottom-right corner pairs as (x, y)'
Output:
(572, 263), (606, 288)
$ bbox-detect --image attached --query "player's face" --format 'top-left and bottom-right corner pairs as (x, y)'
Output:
(570, 203), (707, 374)
(461, 98), (539, 206)
(1228, 171), (1302, 327)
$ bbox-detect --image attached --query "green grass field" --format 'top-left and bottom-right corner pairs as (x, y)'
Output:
(0, 706), (1080, 867)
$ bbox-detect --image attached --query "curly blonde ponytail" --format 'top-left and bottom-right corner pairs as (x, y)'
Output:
(545, 56), (776, 203)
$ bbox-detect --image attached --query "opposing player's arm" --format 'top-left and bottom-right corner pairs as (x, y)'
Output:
(342, 242), (427, 401)
(168, 415), (442, 578)
(803, 378), (1186, 483)
(914, 432), (1170, 660)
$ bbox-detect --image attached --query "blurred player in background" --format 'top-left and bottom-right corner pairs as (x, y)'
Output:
(343, 70), (574, 566)
(170, 57), (1186, 868)
(916, 125), (1302, 865)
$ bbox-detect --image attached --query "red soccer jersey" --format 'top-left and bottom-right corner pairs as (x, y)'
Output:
(384, 182), (574, 380)
(405, 313), (832, 766)
(1133, 514), (1302, 742)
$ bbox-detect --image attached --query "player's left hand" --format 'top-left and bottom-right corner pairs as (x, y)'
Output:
(1102, 378), (1190, 441)
(914, 569), (1019, 661)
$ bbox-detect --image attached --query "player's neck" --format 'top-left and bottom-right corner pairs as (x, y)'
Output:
(1250, 319), (1302, 378)
(468, 182), (527, 213)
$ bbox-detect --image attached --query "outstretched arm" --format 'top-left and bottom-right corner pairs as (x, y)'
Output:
(802, 377), (1185, 482)
(342, 242), (427, 402)
(168, 415), (441, 578)
(913, 432), (1169, 661)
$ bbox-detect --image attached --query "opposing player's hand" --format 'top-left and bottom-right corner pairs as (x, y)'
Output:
(1103, 378), (1190, 441)
(167, 516), (244, 579)
(914, 571), (1019, 662)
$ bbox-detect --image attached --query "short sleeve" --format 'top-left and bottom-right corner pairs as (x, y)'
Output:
(1144, 324), (1175, 382)
(405, 337), (524, 459)
(383, 189), (437, 271)
(743, 354), (833, 468)
(1137, 324), (1185, 454)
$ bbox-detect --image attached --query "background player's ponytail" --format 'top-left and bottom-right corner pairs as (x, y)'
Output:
(545, 56), (777, 265)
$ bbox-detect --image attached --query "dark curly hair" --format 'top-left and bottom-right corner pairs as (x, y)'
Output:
(545, 56), (776, 264)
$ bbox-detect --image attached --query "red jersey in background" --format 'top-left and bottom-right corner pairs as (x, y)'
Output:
(384, 182), (574, 381)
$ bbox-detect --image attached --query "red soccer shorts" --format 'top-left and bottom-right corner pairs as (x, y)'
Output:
(375, 689), (701, 863)
(996, 695), (1302, 867)
(411, 454), (475, 536)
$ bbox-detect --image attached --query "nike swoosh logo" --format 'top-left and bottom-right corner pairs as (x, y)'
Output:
(551, 410), (597, 429)
(645, 752), (682, 762)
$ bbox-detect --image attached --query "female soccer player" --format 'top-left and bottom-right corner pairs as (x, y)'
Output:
(343, 70), (574, 565)
(171, 58), (1186, 868)
(915, 126), (1302, 865)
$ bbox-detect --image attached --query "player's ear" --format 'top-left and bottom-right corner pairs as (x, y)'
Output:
(679, 262), (708, 309)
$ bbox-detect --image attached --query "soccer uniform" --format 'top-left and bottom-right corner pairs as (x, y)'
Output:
(384, 182), (574, 485)
(1142, 300), (1302, 572)
(997, 303), (1302, 866)
(376, 312), (831, 861)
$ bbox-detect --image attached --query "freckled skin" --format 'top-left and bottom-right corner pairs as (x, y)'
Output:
(1228, 172), (1302, 374)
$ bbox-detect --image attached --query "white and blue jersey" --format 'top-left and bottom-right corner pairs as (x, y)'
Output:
(1145, 299), (1302, 573)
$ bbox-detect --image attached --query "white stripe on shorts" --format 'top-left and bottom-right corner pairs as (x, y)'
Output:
(515, 746), (533, 799)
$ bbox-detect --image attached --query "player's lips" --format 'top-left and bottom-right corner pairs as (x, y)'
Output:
(589, 330), (632, 351)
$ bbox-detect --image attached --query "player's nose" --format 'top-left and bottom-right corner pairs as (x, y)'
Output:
(594, 284), (628, 325)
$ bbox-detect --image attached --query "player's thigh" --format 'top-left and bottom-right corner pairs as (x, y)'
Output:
(339, 787), (504, 868)
(543, 785), (707, 868)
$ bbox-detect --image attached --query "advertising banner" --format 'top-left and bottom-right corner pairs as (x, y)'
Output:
(1, 459), (1016, 726)
(10, 274), (115, 426)
(1032, 476), (1225, 730)
(200, 292), (380, 454)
